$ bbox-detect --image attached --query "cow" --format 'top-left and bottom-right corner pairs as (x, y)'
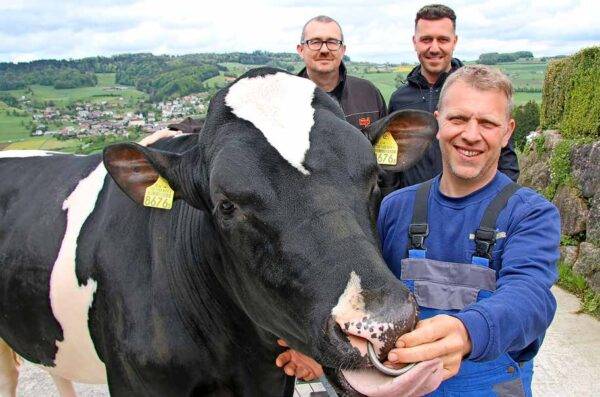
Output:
(0, 67), (437, 396)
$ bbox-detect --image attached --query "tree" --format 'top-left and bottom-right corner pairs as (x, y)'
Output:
(512, 100), (540, 151)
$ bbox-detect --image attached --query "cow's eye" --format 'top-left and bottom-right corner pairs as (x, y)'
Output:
(219, 200), (236, 216)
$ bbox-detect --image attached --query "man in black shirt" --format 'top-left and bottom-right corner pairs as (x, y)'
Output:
(296, 15), (387, 130)
(385, 4), (519, 195)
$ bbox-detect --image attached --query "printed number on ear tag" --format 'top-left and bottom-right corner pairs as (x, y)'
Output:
(374, 131), (398, 165)
(143, 176), (174, 210)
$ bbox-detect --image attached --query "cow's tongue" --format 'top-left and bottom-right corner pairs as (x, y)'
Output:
(341, 358), (443, 397)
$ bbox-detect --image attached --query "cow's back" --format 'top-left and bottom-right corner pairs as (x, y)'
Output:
(0, 152), (103, 368)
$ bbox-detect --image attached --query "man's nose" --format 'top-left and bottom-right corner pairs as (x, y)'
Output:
(462, 119), (482, 142)
(429, 39), (441, 53)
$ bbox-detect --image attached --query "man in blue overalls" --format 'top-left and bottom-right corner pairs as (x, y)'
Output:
(378, 64), (560, 396)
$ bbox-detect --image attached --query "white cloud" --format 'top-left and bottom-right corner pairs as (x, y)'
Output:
(0, 0), (598, 63)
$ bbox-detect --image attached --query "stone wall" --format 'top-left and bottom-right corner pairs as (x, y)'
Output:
(519, 130), (600, 293)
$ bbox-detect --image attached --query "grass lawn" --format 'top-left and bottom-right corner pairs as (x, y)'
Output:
(204, 74), (229, 88)
(514, 91), (542, 105)
(3, 136), (81, 152)
(0, 109), (31, 141)
(353, 72), (398, 105)
(496, 62), (548, 90)
(0, 73), (147, 108)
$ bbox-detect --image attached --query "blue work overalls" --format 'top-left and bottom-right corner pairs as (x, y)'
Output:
(402, 180), (532, 397)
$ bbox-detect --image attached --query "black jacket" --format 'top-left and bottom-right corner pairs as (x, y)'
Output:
(384, 59), (519, 196)
(298, 63), (387, 130)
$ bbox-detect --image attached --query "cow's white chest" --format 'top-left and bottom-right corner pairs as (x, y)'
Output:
(46, 163), (107, 383)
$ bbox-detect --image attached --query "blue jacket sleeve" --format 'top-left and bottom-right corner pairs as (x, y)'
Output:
(453, 194), (560, 362)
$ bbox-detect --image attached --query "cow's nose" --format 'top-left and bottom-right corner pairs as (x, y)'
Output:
(334, 311), (416, 360)
(330, 273), (418, 360)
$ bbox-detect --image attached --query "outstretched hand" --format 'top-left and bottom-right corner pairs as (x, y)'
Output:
(275, 339), (324, 381)
(386, 315), (471, 381)
(138, 129), (182, 146)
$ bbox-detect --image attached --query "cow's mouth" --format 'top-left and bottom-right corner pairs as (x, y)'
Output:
(324, 340), (442, 397)
(326, 358), (442, 397)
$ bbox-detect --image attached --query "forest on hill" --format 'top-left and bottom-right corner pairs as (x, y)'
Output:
(0, 51), (305, 101)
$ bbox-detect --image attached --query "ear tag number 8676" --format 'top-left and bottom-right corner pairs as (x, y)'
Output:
(143, 176), (174, 210)
(374, 131), (398, 166)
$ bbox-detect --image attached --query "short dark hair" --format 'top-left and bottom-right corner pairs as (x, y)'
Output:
(415, 4), (456, 30)
(300, 15), (344, 43)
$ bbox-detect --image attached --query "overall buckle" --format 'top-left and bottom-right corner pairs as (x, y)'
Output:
(474, 227), (496, 259)
(409, 223), (429, 250)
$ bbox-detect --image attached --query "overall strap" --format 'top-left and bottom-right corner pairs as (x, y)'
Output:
(473, 182), (521, 261)
(408, 179), (435, 252)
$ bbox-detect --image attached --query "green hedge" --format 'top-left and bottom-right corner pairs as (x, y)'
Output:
(540, 46), (600, 139)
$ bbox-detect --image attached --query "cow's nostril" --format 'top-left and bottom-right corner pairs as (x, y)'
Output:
(327, 315), (349, 343)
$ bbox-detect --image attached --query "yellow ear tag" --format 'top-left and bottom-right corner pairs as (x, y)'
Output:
(374, 131), (398, 165)
(143, 176), (174, 210)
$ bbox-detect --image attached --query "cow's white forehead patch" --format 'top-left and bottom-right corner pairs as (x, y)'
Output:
(225, 72), (315, 175)
(0, 150), (57, 158)
(331, 271), (366, 320)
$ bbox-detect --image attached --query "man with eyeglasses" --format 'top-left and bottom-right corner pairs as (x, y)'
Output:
(296, 15), (387, 131)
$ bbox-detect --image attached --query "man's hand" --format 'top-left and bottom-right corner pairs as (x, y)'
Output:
(138, 129), (182, 147)
(387, 315), (471, 381)
(275, 339), (323, 381)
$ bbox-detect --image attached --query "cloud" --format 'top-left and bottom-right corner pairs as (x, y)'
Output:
(0, 0), (598, 63)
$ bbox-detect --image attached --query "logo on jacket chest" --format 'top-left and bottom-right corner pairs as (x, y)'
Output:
(358, 116), (372, 128)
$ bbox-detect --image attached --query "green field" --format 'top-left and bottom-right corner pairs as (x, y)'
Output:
(2, 136), (81, 152)
(514, 92), (542, 105)
(204, 74), (229, 88)
(1, 73), (147, 108)
(352, 71), (399, 105)
(495, 62), (547, 90)
(0, 108), (30, 141)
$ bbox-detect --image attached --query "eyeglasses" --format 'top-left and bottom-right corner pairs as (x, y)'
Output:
(302, 39), (344, 51)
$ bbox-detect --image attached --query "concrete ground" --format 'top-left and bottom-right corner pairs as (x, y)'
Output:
(14, 286), (600, 396)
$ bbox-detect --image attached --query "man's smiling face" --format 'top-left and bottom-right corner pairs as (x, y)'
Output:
(435, 80), (514, 191)
(413, 17), (457, 82)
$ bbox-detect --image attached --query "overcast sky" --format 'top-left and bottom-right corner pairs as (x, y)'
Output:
(1, 0), (598, 64)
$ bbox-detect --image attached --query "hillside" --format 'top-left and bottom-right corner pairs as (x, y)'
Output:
(0, 52), (550, 149)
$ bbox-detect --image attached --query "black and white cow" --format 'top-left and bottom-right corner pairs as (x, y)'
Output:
(0, 68), (437, 396)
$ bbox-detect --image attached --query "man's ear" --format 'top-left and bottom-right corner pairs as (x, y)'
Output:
(503, 118), (516, 147)
(103, 142), (205, 209)
(364, 109), (438, 172)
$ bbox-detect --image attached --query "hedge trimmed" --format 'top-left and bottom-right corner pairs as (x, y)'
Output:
(541, 46), (599, 139)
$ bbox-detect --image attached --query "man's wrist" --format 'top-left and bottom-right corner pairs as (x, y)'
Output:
(450, 310), (489, 360)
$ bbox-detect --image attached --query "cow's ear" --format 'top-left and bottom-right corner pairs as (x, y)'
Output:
(103, 142), (184, 206)
(364, 110), (438, 171)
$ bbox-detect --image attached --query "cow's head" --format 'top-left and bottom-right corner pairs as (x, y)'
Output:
(103, 68), (437, 395)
